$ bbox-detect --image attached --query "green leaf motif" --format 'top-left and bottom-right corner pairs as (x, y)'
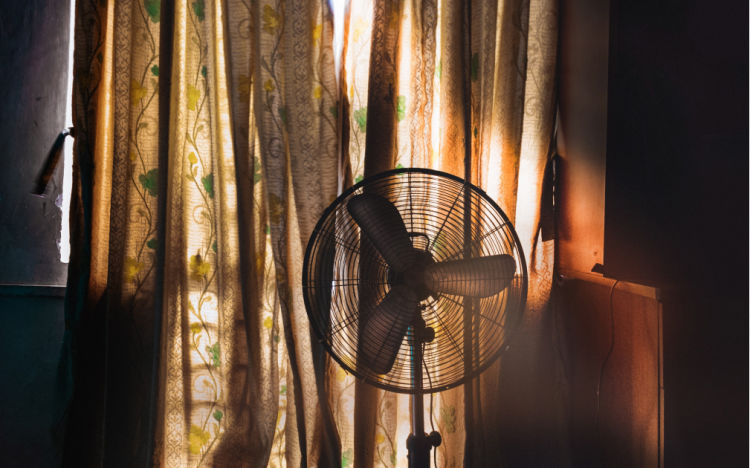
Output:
(396, 163), (404, 169)
(201, 66), (207, 78)
(144, 0), (160, 23)
(151, 65), (159, 76)
(192, 0), (205, 21)
(471, 53), (479, 81)
(397, 95), (406, 122)
(329, 105), (338, 118)
(280, 384), (287, 395)
(213, 410), (223, 421)
(436, 60), (442, 79)
(139, 169), (158, 197)
(206, 343), (220, 367)
(354, 174), (363, 184)
(254, 158), (262, 184)
(353, 107), (367, 132)
(211, 240), (217, 253)
(146, 238), (158, 250)
(279, 106), (288, 124)
(201, 173), (214, 199)
(342, 448), (353, 468)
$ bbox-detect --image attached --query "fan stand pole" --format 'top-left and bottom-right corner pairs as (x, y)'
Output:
(407, 317), (441, 468)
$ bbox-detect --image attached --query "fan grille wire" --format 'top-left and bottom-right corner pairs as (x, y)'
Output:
(302, 168), (527, 393)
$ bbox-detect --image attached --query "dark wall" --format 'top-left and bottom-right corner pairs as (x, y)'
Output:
(560, 0), (748, 465)
(0, 287), (65, 468)
(603, 0), (748, 289)
(0, 0), (71, 286)
(602, 0), (748, 466)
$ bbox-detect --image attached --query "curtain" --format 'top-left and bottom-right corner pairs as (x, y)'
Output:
(61, 0), (559, 466)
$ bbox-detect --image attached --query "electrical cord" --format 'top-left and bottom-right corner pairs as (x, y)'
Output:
(594, 280), (619, 439)
(423, 342), (438, 468)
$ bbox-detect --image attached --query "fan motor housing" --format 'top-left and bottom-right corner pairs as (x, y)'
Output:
(387, 246), (435, 302)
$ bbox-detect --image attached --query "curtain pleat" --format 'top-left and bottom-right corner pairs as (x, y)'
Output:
(59, 0), (109, 464)
(61, 0), (561, 466)
(220, 1), (280, 466)
(246, 1), (342, 466)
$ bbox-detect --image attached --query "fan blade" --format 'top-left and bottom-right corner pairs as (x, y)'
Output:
(347, 194), (415, 272)
(424, 254), (517, 298)
(359, 285), (419, 375)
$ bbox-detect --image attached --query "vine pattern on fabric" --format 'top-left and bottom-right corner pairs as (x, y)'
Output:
(125, 0), (161, 299)
(182, 1), (226, 463)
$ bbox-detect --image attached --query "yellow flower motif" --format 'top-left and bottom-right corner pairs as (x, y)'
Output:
(124, 256), (144, 282)
(264, 79), (275, 92)
(188, 424), (211, 455)
(312, 24), (322, 43)
(313, 86), (322, 99)
(375, 433), (385, 445)
(190, 322), (202, 334)
(129, 150), (137, 162)
(131, 79), (147, 105)
(189, 253), (210, 280)
(238, 73), (251, 101)
(336, 367), (347, 382)
(188, 151), (197, 165)
(352, 17), (367, 43)
(268, 193), (283, 224)
(263, 316), (273, 329)
(187, 84), (200, 110)
(262, 5), (281, 34)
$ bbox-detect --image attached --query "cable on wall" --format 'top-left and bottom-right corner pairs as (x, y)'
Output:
(594, 279), (619, 450)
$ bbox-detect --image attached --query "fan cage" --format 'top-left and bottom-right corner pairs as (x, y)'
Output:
(302, 168), (528, 393)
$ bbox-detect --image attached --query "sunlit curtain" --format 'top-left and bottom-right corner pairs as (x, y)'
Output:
(62, 0), (559, 467)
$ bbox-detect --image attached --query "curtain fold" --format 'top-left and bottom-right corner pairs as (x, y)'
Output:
(61, 0), (561, 466)
(59, 0), (111, 465)
(245, 1), (341, 465)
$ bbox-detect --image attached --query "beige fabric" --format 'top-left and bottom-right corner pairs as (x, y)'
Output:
(71, 0), (558, 466)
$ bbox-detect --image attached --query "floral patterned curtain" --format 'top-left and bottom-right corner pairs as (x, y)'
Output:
(61, 0), (559, 467)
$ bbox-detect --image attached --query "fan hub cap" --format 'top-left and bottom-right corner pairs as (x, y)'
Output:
(387, 248), (435, 302)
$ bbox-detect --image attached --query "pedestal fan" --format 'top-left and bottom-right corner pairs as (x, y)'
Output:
(302, 168), (527, 467)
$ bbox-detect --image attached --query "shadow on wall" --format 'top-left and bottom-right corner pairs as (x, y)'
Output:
(0, 288), (66, 468)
